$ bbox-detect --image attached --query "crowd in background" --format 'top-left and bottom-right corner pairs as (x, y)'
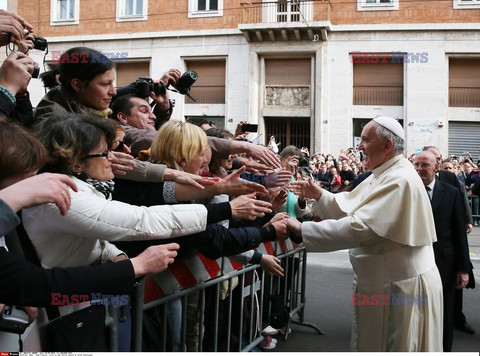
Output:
(295, 146), (480, 225)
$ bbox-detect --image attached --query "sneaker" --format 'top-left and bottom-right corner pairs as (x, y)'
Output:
(260, 336), (277, 350)
(262, 326), (279, 336)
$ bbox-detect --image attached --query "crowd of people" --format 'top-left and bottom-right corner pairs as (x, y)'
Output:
(0, 8), (479, 353)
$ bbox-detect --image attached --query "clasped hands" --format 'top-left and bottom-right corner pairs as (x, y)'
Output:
(266, 213), (301, 242)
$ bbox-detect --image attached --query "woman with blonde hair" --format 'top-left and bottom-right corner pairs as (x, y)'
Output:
(150, 120), (209, 174)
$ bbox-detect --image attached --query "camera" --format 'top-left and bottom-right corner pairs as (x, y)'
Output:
(32, 36), (48, 51)
(174, 71), (197, 97)
(21, 28), (45, 79)
(135, 77), (166, 97)
(0, 306), (29, 334)
(23, 28), (48, 51)
(135, 71), (198, 101)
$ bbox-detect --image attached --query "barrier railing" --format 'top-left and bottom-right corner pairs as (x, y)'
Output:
(130, 240), (322, 352)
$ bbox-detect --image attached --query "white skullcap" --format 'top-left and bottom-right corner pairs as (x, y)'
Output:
(372, 116), (405, 141)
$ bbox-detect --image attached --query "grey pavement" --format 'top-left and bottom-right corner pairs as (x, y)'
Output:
(274, 227), (480, 352)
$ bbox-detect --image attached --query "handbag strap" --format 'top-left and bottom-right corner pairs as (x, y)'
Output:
(16, 212), (61, 320)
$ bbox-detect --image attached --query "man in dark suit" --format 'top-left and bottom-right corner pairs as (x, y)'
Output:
(414, 151), (472, 351)
(424, 146), (475, 335)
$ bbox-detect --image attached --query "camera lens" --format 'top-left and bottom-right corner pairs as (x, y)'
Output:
(176, 71), (198, 94)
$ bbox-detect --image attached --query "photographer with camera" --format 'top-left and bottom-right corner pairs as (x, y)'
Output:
(111, 67), (185, 158)
(114, 68), (181, 130)
(0, 10), (38, 128)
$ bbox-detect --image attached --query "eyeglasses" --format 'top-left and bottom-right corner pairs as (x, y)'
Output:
(82, 151), (110, 160)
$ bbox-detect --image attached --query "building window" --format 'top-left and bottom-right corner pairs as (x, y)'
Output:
(50, 0), (79, 25)
(116, 61), (150, 88)
(449, 58), (480, 108)
(116, 0), (148, 22)
(184, 59), (226, 104)
(453, 0), (480, 9)
(357, 0), (399, 11)
(188, 0), (223, 18)
(353, 56), (404, 106)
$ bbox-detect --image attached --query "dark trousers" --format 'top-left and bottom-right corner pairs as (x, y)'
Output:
(442, 281), (456, 352)
(454, 288), (467, 326)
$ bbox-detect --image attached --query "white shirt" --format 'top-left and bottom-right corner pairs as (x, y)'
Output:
(0, 236), (7, 251)
(426, 178), (435, 200)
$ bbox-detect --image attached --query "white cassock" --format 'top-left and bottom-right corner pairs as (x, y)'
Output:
(302, 155), (443, 351)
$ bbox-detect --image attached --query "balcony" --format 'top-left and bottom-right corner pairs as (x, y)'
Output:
(185, 85), (226, 104)
(449, 87), (480, 107)
(353, 85), (403, 106)
(239, 0), (331, 42)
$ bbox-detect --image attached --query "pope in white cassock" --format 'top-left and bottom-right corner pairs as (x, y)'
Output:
(286, 117), (443, 351)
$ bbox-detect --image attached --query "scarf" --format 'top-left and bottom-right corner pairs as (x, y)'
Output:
(75, 102), (113, 118)
(76, 172), (115, 200)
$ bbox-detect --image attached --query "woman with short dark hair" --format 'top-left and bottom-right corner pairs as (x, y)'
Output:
(35, 47), (115, 123)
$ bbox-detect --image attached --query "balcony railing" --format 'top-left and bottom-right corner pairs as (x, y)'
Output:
(185, 85), (226, 104)
(449, 87), (480, 107)
(353, 86), (403, 106)
(241, 0), (330, 24)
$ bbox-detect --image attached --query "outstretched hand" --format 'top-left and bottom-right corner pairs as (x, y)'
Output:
(288, 179), (323, 201)
(223, 166), (268, 197)
(110, 151), (135, 175)
(259, 255), (284, 277)
(130, 243), (180, 277)
(230, 192), (272, 221)
(244, 144), (281, 169)
(264, 169), (292, 188)
(0, 173), (78, 215)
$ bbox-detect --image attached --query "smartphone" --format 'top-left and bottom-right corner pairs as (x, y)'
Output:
(241, 124), (258, 132)
(0, 306), (29, 334)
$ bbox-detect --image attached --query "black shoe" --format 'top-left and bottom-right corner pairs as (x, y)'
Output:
(457, 322), (475, 335)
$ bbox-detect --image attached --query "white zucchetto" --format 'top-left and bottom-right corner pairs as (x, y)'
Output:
(372, 116), (405, 141)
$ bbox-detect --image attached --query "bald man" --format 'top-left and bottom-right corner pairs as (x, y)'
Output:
(415, 151), (472, 351)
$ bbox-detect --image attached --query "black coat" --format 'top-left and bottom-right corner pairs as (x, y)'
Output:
(0, 246), (135, 307)
(430, 179), (472, 283)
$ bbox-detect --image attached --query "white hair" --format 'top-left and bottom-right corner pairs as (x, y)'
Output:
(375, 124), (404, 154)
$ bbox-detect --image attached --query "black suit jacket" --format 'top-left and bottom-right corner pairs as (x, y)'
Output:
(430, 179), (472, 284)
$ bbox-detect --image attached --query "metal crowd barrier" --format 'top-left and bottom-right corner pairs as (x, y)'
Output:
(128, 241), (322, 352)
